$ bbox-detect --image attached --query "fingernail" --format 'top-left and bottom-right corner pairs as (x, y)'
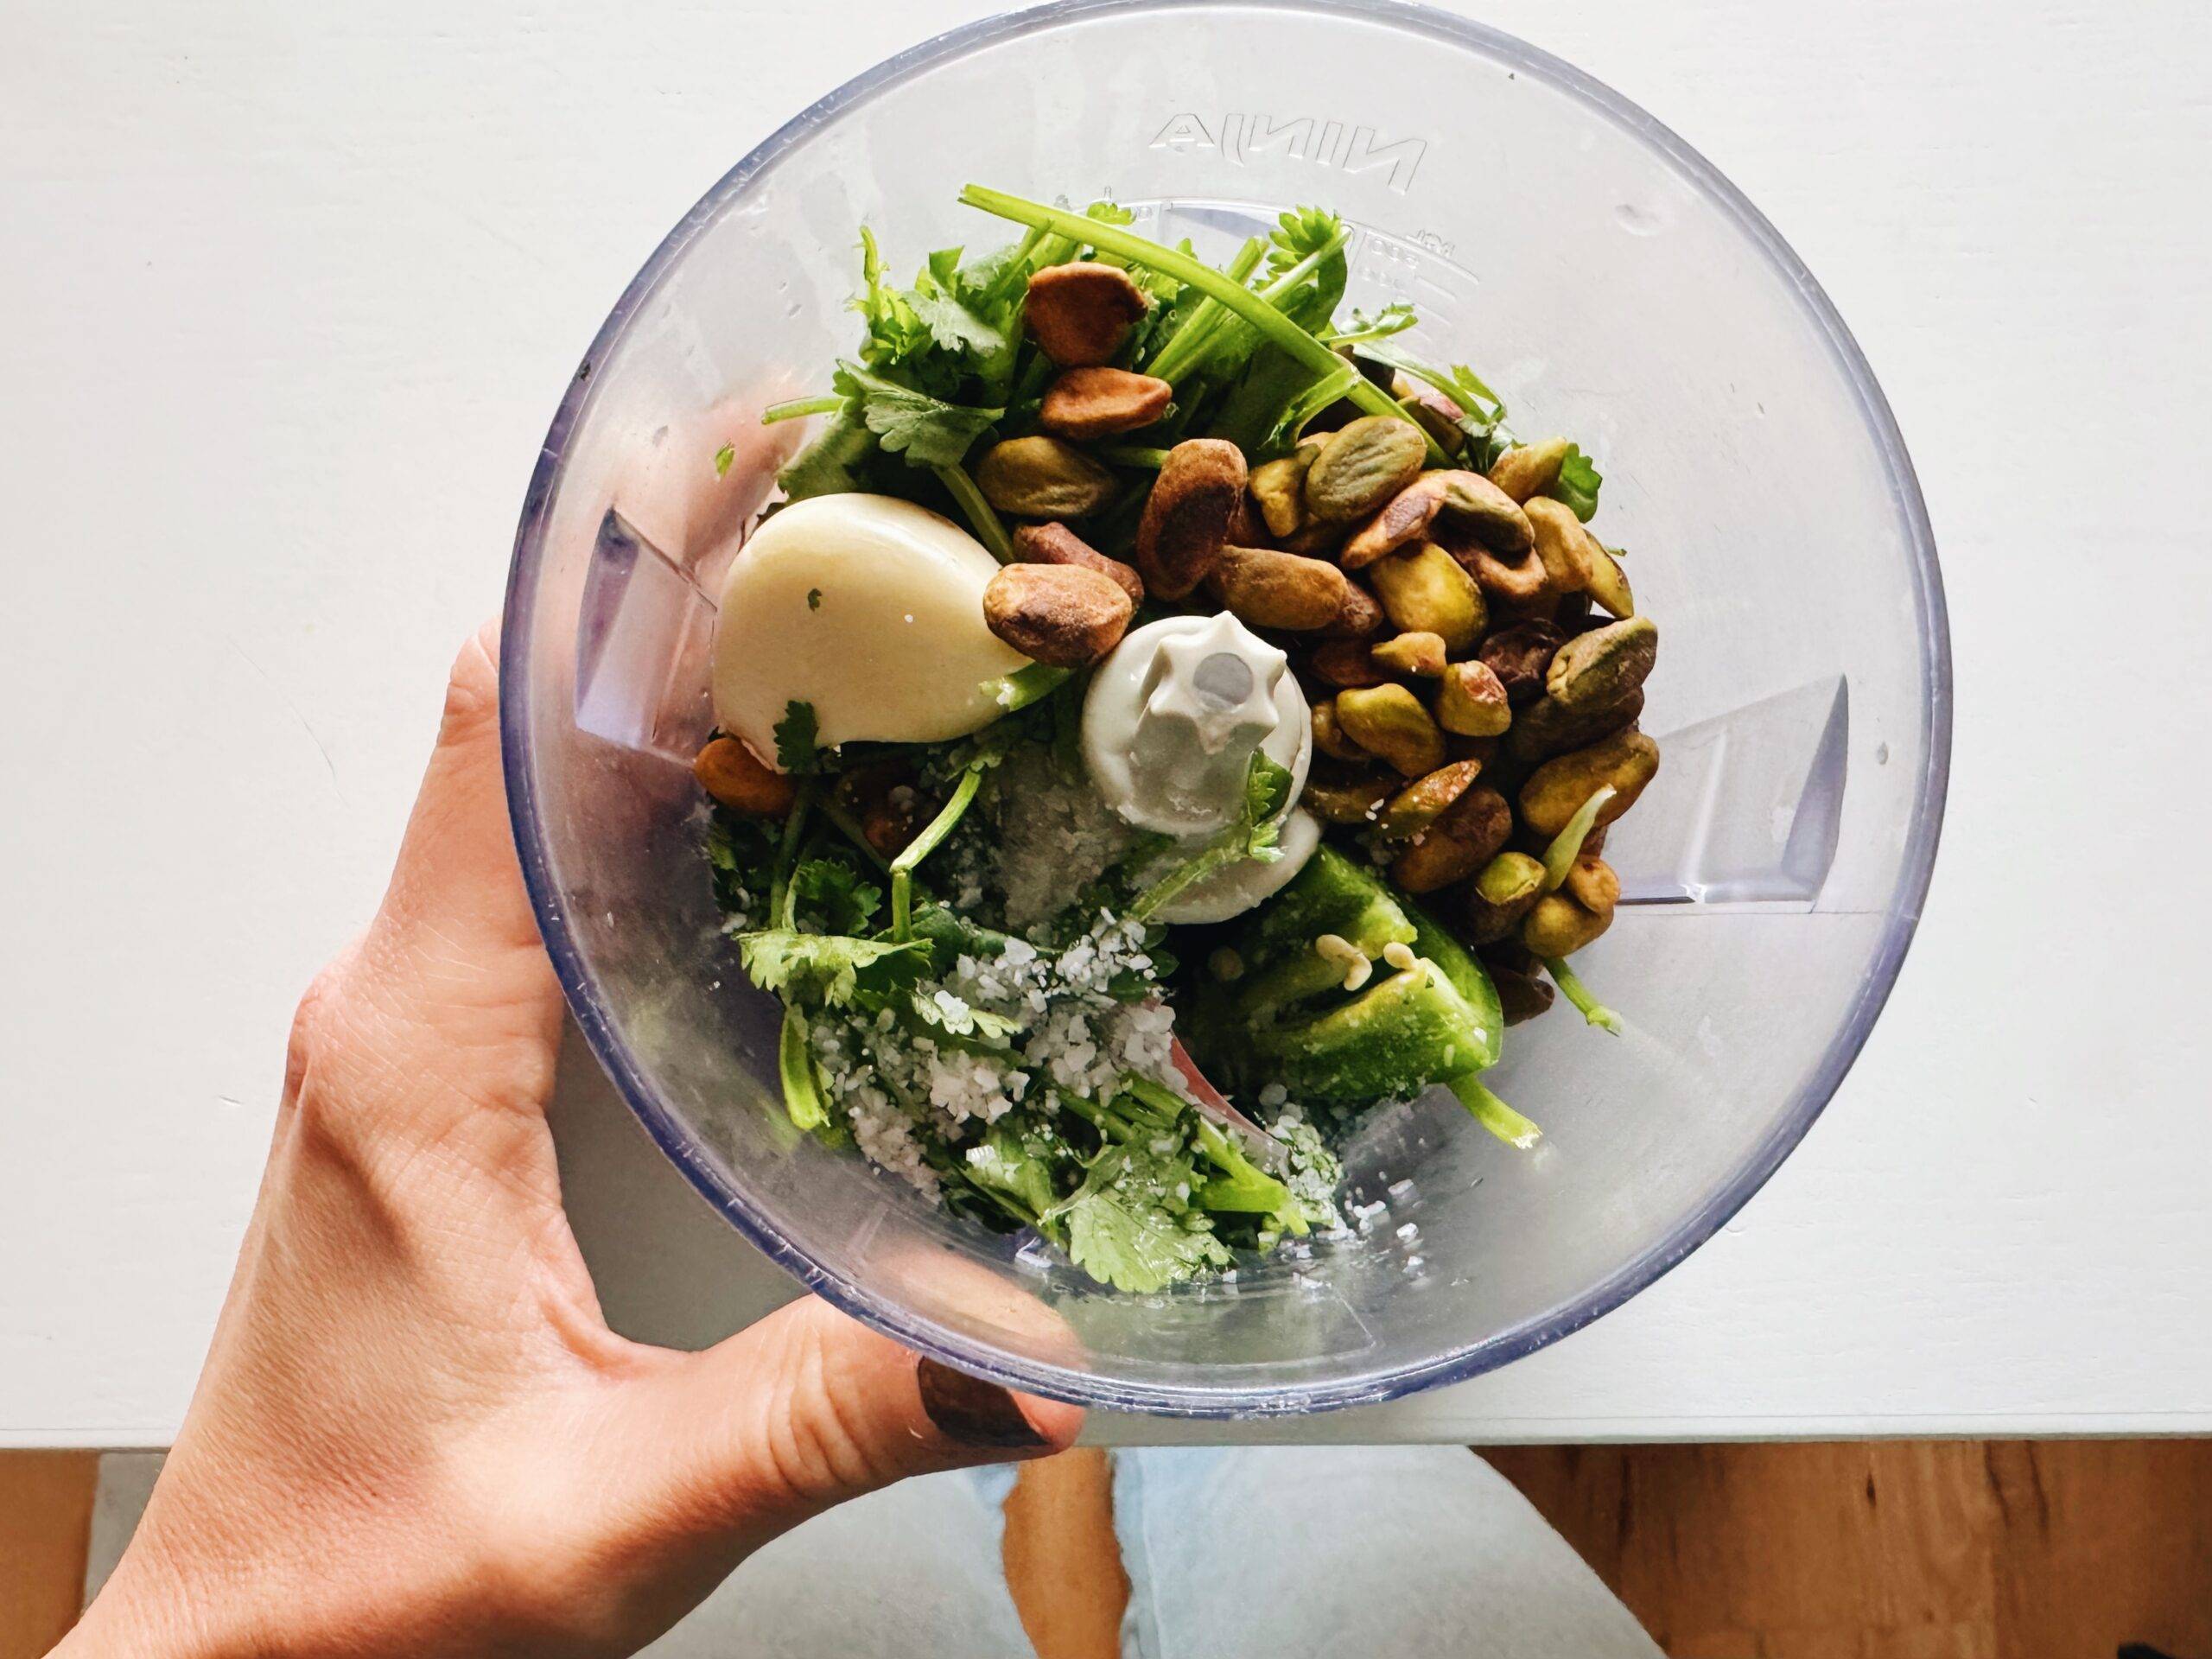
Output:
(918, 1357), (1047, 1449)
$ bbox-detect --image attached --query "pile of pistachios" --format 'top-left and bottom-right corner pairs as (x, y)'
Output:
(954, 257), (1656, 1031)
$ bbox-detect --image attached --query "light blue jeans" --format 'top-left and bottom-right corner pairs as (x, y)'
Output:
(649, 1446), (1660, 1657)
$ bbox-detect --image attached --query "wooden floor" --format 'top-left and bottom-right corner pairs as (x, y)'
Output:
(1483, 1440), (2212, 1659)
(0, 1455), (94, 1659)
(7, 1443), (2210, 1658)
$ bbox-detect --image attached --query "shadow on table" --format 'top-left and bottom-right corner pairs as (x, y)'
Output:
(547, 1017), (801, 1352)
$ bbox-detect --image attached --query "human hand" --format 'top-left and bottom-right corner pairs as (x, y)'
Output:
(60, 626), (1081, 1659)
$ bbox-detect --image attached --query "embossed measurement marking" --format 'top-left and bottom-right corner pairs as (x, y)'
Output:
(1148, 114), (1427, 194)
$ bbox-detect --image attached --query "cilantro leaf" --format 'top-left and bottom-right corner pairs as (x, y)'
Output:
(713, 442), (734, 478)
(773, 701), (823, 772)
(1326, 302), (1418, 346)
(777, 1005), (830, 1132)
(907, 286), (1011, 360)
(833, 361), (1001, 468)
(962, 1123), (1068, 1224)
(904, 985), (1021, 1052)
(704, 807), (780, 921)
(852, 226), (933, 369)
(1264, 206), (1345, 280)
(1128, 749), (1294, 922)
(1046, 1145), (1233, 1294)
(788, 858), (881, 934)
(1548, 442), (1603, 522)
(776, 406), (877, 501)
(735, 929), (931, 1011)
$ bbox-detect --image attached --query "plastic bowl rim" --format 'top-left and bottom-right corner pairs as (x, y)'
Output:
(500, 0), (1954, 1418)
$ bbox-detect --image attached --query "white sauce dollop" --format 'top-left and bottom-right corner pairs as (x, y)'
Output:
(1080, 613), (1317, 923)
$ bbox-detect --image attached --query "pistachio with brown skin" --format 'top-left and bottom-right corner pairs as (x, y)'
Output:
(1023, 262), (1150, 366)
(1518, 731), (1662, 838)
(1135, 438), (1245, 600)
(1249, 450), (1316, 539)
(1301, 770), (1395, 825)
(1214, 543), (1351, 632)
(1010, 521), (1144, 607)
(1448, 525), (1554, 603)
(1303, 416), (1428, 522)
(1370, 631), (1447, 677)
(1312, 699), (1371, 764)
(1463, 850), (1547, 945)
(1342, 468), (1535, 569)
(838, 760), (922, 856)
(1487, 436), (1570, 503)
(1490, 963), (1558, 1026)
(1477, 620), (1566, 704)
(1435, 660), (1513, 736)
(1546, 615), (1657, 711)
(1391, 372), (1467, 452)
(1563, 855), (1621, 916)
(976, 436), (1118, 518)
(694, 735), (797, 817)
(1389, 784), (1511, 893)
(1375, 759), (1484, 839)
(982, 563), (1133, 667)
(1505, 684), (1643, 764)
(1279, 517), (1350, 558)
(1334, 683), (1446, 777)
(1325, 579), (1387, 639)
(1039, 367), (1173, 440)
(1228, 492), (1261, 549)
(1340, 470), (1450, 568)
(1308, 638), (1387, 689)
(1367, 541), (1485, 651)
(1524, 496), (1594, 594)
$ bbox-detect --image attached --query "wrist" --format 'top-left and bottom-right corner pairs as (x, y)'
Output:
(56, 1534), (232, 1659)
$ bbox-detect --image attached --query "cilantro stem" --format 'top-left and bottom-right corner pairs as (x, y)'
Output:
(1129, 849), (1234, 925)
(980, 661), (1072, 714)
(820, 799), (892, 872)
(1191, 1120), (1300, 1228)
(1094, 444), (1170, 470)
(1128, 752), (1291, 922)
(1447, 1072), (1544, 1148)
(980, 225), (1050, 307)
(778, 1004), (830, 1132)
(960, 185), (1446, 462)
(1055, 1087), (1137, 1144)
(1541, 787), (1618, 892)
(1141, 234), (1264, 385)
(761, 394), (845, 424)
(1275, 359), (1361, 447)
(1320, 308), (1418, 348)
(932, 461), (1013, 561)
(889, 764), (984, 941)
(1543, 956), (1624, 1035)
(768, 783), (816, 928)
(1149, 228), (1349, 391)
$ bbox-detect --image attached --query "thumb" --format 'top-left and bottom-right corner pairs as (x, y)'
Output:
(610, 1297), (1082, 1558)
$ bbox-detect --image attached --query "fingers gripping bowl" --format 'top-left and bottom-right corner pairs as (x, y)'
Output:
(501, 1), (1948, 1416)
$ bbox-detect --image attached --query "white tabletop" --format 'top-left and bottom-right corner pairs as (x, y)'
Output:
(3, 0), (2208, 1449)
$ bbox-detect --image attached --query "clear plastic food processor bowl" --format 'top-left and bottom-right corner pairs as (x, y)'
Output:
(500, 0), (1949, 1416)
